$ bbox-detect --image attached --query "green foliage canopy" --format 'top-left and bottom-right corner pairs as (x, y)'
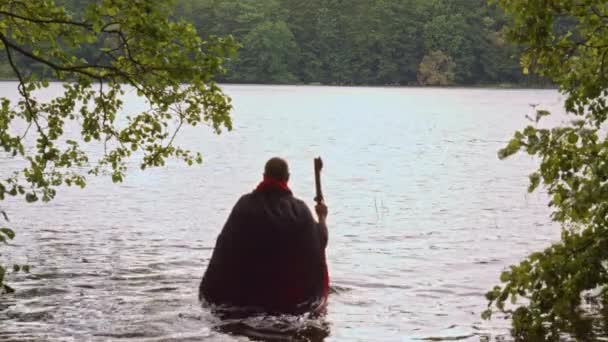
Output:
(417, 50), (456, 86)
(174, 0), (526, 86)
(484, 0), (608, 340)
(237, 20), (298, 83)
(0, 0), (535, 86)
(0, 0), (236, 293)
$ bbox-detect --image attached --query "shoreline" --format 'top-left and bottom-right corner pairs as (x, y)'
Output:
(219, 82), (558, 91)
(0, 79), (557, 91)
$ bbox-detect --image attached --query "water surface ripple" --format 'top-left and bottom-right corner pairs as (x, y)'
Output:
(0, 84), (564, 341)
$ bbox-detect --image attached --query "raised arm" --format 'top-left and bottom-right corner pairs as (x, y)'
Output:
(315, 201), (329, 248)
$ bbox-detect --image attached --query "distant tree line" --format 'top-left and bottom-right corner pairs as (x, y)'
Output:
(174, 0), (543, 86)
(0, 0), (543, 86)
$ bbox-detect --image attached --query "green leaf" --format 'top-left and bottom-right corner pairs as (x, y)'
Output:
(0, 227), (15, 240)
(535, 109), (550, 122)
(111, 173), (123, 183)
(25, 193), (38, 203)
(528, 172), (541, 193)
(498, 138), (521, 159)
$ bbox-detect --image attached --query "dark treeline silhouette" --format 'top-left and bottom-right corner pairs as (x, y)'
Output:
(0, 0), (542, 86)
(175, 0), (538, 86)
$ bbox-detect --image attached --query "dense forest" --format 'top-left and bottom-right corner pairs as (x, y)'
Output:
(0, 0), (535, 86)
(174, 0), (532, 86)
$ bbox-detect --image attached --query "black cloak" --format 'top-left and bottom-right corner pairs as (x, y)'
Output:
(199, 186), (328, 315)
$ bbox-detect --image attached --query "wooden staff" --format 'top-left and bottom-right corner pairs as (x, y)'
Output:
(314, 157), (324, 203)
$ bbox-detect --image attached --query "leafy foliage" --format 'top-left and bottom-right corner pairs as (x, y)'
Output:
(177, 0), (539, 86)
(0, 0), (236, 292)
(484, 0), (608, 339)
(0, 226), (26, 295)
(13, 0), (531, 86)
(236, 20), (298, 84)
(417, 50), (456, 86)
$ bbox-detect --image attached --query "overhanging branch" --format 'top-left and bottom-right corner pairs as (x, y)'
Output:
(1, 33), (48, 144)
(0, 10), (90, 28)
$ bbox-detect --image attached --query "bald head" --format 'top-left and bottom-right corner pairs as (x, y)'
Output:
(264, 157), (290, 182)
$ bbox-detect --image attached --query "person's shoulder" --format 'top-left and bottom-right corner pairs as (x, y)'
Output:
(286, 194), (305, 205)
(228, 194), (251, 210)
(288, 196), (313, 212)
(240, 192), (255, 200)
(233, 192), (255, 208)
(287, 196), (317, 225)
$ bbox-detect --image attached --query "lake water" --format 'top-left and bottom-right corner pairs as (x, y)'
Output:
(0, 84), (566, 341)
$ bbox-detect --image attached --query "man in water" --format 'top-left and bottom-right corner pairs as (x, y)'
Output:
(199, 157), (329, 315)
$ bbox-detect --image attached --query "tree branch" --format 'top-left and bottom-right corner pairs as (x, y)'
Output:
(590, 6), (608, 20)
(0, 31), (151, 97)
(0, 32), (103, 79)
(0, 30), (156, 82)
(601, 48), (608, 81)
(1, 32), (48, 143)
(167, 108), (185, 148)
(0, 10), (91, 28)
(20, 122), (32, 140)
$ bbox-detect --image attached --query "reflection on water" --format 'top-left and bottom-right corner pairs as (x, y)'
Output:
(0, 83), (567, 341)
